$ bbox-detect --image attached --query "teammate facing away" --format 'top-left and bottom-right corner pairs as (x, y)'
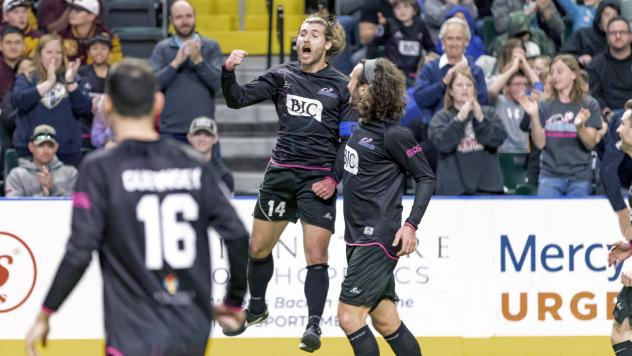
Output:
(608, 108), (632, 356)
(338, 58), (436, 356)
(25, 59), (249, 356)
(221, 9), (357, 352)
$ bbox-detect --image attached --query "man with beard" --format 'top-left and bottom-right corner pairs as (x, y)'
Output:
(586, 17), (632, 120)
(149, 0), (223, 145)
(338, 57), (435, 356)
(221, 9), (357, 353)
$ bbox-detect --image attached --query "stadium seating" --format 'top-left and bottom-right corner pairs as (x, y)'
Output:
(499, 153), (528, 193)
(106, 0), (157, 28)
(3, 149), (17, 182)
(192, 0), (305, 54)
(114, 26), (164, 59)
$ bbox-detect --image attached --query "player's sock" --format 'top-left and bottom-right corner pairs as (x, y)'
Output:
(613, 340), (632, 355)
(304, 263), (329, 326)
(347, 325), (379, 356)
(247, 254), (273, 314)
(384, 322), (421, 356)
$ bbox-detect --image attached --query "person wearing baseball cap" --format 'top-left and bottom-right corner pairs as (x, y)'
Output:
(37, 0), (105, 33)
(78, 33), (112, 93)
(59, 0), (121, 65)
(0, 0), (42, 57)
(187, 116), (235, 195)
(4, 124), (78, 196)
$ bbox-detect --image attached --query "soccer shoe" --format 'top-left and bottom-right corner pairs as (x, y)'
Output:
(222, 308), (269, 337)
(299, 324), (322, 353)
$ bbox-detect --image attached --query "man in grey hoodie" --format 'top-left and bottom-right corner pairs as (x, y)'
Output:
(4, 124), (77, 196)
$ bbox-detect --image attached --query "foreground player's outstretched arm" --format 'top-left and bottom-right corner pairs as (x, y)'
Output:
(203, 168), (249, 308)
(386, 126), (436, 230)
(221, 49), (278, 109)
(26, 159), (107, 355)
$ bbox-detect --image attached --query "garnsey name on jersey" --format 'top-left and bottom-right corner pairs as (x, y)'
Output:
(122, 167), (202, 192)
(286, 94), (323, 122)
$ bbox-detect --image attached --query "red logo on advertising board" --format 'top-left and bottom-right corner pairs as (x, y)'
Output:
(0, 231), (37, 313)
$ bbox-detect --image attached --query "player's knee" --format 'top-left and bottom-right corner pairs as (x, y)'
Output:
(248, 233), (273, 258)
(304, 247), (328, 265)
(371, 315), (399, 336)
(611, 321), (632, 345)
(337, 307), (363, 334)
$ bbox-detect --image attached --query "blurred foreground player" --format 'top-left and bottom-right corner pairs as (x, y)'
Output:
(222, 8), (356, 352)
(338, 58), (435, 356)
(25, 59), (249, 356)
(606, 108), (632, 356)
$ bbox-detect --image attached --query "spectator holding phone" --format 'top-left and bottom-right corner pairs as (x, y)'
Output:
(520, 54), (602, 196)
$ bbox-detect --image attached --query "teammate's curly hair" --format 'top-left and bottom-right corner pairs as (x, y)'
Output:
(302, 8), (346, 58)
(355, 58), (407, 122)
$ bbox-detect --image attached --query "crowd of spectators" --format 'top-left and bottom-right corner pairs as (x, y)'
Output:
(0, 0), (231, 197)
(1, 0), (632, 202)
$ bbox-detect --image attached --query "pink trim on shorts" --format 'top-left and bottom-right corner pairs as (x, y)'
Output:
(345, 242), (399, 261)
(270, 159), (332, 171)
(106, 346), (124, 356)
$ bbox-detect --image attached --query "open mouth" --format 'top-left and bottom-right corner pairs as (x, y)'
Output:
(301, 47), (312, 58)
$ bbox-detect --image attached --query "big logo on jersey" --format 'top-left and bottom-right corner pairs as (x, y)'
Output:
(344, 145), (359, 175)
(0, 231), (37, 313)
(398, 40), (420, 56)
(286, 94), (323, 122)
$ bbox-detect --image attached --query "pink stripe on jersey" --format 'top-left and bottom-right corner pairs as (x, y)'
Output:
(346, 242), (399, 260)
(545, 131), (577, 138)
(106, 346), (124, 356)
(270, 159), (332, 171)
(72, 192), (92, 209)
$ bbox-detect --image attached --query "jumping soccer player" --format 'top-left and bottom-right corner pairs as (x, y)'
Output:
(25, 59), (249, 356)
(221, 8), (356, 352)
(338, 58), (435, 356)
(608, 107), (632, 356)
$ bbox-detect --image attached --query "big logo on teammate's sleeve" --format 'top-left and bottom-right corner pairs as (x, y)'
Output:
(344, 145), (359, 175)
(286, 95), (323, 122)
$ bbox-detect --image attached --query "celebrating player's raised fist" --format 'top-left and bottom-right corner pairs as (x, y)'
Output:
(224, 50), (248, 72)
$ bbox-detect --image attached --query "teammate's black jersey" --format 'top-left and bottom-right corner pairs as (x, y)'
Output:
(343, 121), (435, 258)
(222, 62), (357, 180)
(43, 139), (249, 352)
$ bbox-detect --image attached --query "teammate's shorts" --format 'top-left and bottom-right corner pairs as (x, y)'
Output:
(339, 244), (399, 310)
(253, 164), (336, 232)
(614, 286), (632, 324)
(106, 331), (208, 356)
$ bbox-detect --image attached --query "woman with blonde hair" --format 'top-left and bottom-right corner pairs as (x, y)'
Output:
(520, 54), (602, 196)
(12, 33), (91, 166)
(429, 66), (507, 195)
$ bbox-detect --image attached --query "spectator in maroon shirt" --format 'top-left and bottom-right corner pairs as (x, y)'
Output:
(58, 0), (121, 65)
(0, 26), (24, 98)
(37, 0), (105, 33)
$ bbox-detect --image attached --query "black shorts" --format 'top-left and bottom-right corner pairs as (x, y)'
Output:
(106, 331), (207, 356)
(253, 164), (336, 232)
(614, 286), (632, 324)
(339, 245), (399, 310)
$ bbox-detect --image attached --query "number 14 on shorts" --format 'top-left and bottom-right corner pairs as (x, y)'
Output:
(267, 200), (286, 217)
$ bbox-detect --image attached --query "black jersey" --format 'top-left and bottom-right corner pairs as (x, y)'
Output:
(373, 17), (435, 78)
(42, 139), (249, 353)
(222, 62), (357, 181)
(342, 121), (435, 258)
